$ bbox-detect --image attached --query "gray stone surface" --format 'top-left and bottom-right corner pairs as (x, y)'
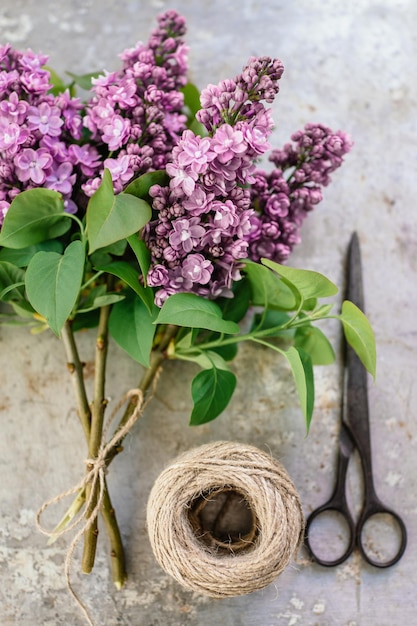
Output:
(1, 1), (416, 624)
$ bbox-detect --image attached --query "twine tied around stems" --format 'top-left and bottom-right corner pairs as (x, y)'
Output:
(36, 381), (159, 626)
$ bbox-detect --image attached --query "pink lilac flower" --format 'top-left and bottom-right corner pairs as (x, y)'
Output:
(18, 48), (49, 71)
(14, 147), (53, 184)
(107, 79), (137, 108)
(27, 102), (63, 136)
(104, 155), (134, 184)
(0, 200), (9, 222)
(182, 254), (213, 284)
(0, 11), (189, 227)
(0, 91), (28, 123)
(211, 125), (246, 163)
(68, 144), (102, 176)
(82, 10), (189, 197)
(182, 188), (215, 216)
(55, 91), (83, 139)
(45, 162), (76, 195)
(166, 161), (198, 196)
(144, 56), (284, 304)
(20, 69), (51, 95)
(0, 44), (99, 224)
(0, 118), (29, 153)
(101, 115), (131, 151)
(147, 264), (169, 287)
(247, 123), (353, 263)
(169, 217), (205, 253)
(145, 54), (351, 305)
(175, 131), (214, 173)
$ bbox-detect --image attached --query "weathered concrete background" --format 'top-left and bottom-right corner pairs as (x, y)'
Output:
(1, 1), (416, 624)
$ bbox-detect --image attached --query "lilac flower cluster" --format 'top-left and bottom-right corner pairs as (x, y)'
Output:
(83, 10), (188, 195)
(0, 10), (189, 226)
(0, 44), (94, 223)
(247, 123), (353, 263)
(145, 57), (284, 305)
(0, 9), (353, 312)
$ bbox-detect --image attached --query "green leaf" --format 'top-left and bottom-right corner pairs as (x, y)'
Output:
(217, 278), (251, 322)
(175, 348), (230, 371)
(0, 189), (70, 249)
(72, 309), (100, 331)
(66, 70), (102, 90)
(44, 65), (65, 86)
(124, 170), (169, 200)
(0, 240), (64, 267)
(0, 282), (25, 301)
(93, 239), (127, 256)
(211, 342), (239, 362)
(294, 325), (335, 365)
(0, 262), (25, 301)
(95, 260), (154, 313)
(188, 118), (207, 137)
(10, 299), (36, 318)
(25, 240), (85, 336)
(181, 82), (202, 117)
(43, 65), (68, 95)
(109, 293), (157, 367)
(261, 258), (339, 300)
(190, 367), (237, 425)
(181, 83), (207, 136)
(303, 297), (318, 311)
(0, 312), (36, 327)
(174, 329), (198, 351)
(127, 234), (150, 282)
(310, 303), (334, 319)
(297, 348), (315, 433)
(77, 293), (125, 314)
(86, 169), (152, 254)
(339, 300), (376, 378)
(89, 240), (127, 268)
(244, 260), (297, 310)
(283, 346), (315, 431)
(250, 309), (292, 336)
(155, 292), (240, 334)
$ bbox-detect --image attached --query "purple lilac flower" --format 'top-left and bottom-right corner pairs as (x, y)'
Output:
(144, 56), (284, 304)
(45, 162), (76, 195)
(0, 11), (189, 228)
(14, 148), (53, 184)
(27, 102), (63, 136)
(0, 118), (29, 153)
(169, 217), (206, 253)
(0, 45), (91, 225)
(68, 144), (101, 176)
(82, 10), (189, 196)
(247, 123), (353, 263)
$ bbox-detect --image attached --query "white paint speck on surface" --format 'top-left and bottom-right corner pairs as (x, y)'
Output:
(312, 600), (326, 615)
(385, 471), (403, 487)
(0, 14), (32, 41)
(277, 611), (302, 626)
(290, 595), (305, 610)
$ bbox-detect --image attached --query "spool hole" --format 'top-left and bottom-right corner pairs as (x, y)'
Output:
(188, 486), (258, 553)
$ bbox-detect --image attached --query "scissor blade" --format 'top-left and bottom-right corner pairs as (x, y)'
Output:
(346, 231), (365, 311)
(344, 233), (371, 461)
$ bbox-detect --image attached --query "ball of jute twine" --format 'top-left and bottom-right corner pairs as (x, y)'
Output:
(146, 441), (304, 597)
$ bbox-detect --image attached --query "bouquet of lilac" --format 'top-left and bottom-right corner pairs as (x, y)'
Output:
(0, 10), (374, 592)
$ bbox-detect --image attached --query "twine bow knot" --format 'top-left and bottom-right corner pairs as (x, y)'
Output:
(36, 387), (149, 626)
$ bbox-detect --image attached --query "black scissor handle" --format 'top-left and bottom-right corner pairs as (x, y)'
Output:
(356, 503), (407, 568)
(304, 503), (356, 567)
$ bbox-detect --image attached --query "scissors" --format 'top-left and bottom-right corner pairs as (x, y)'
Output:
(304, 232), (407, 568)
